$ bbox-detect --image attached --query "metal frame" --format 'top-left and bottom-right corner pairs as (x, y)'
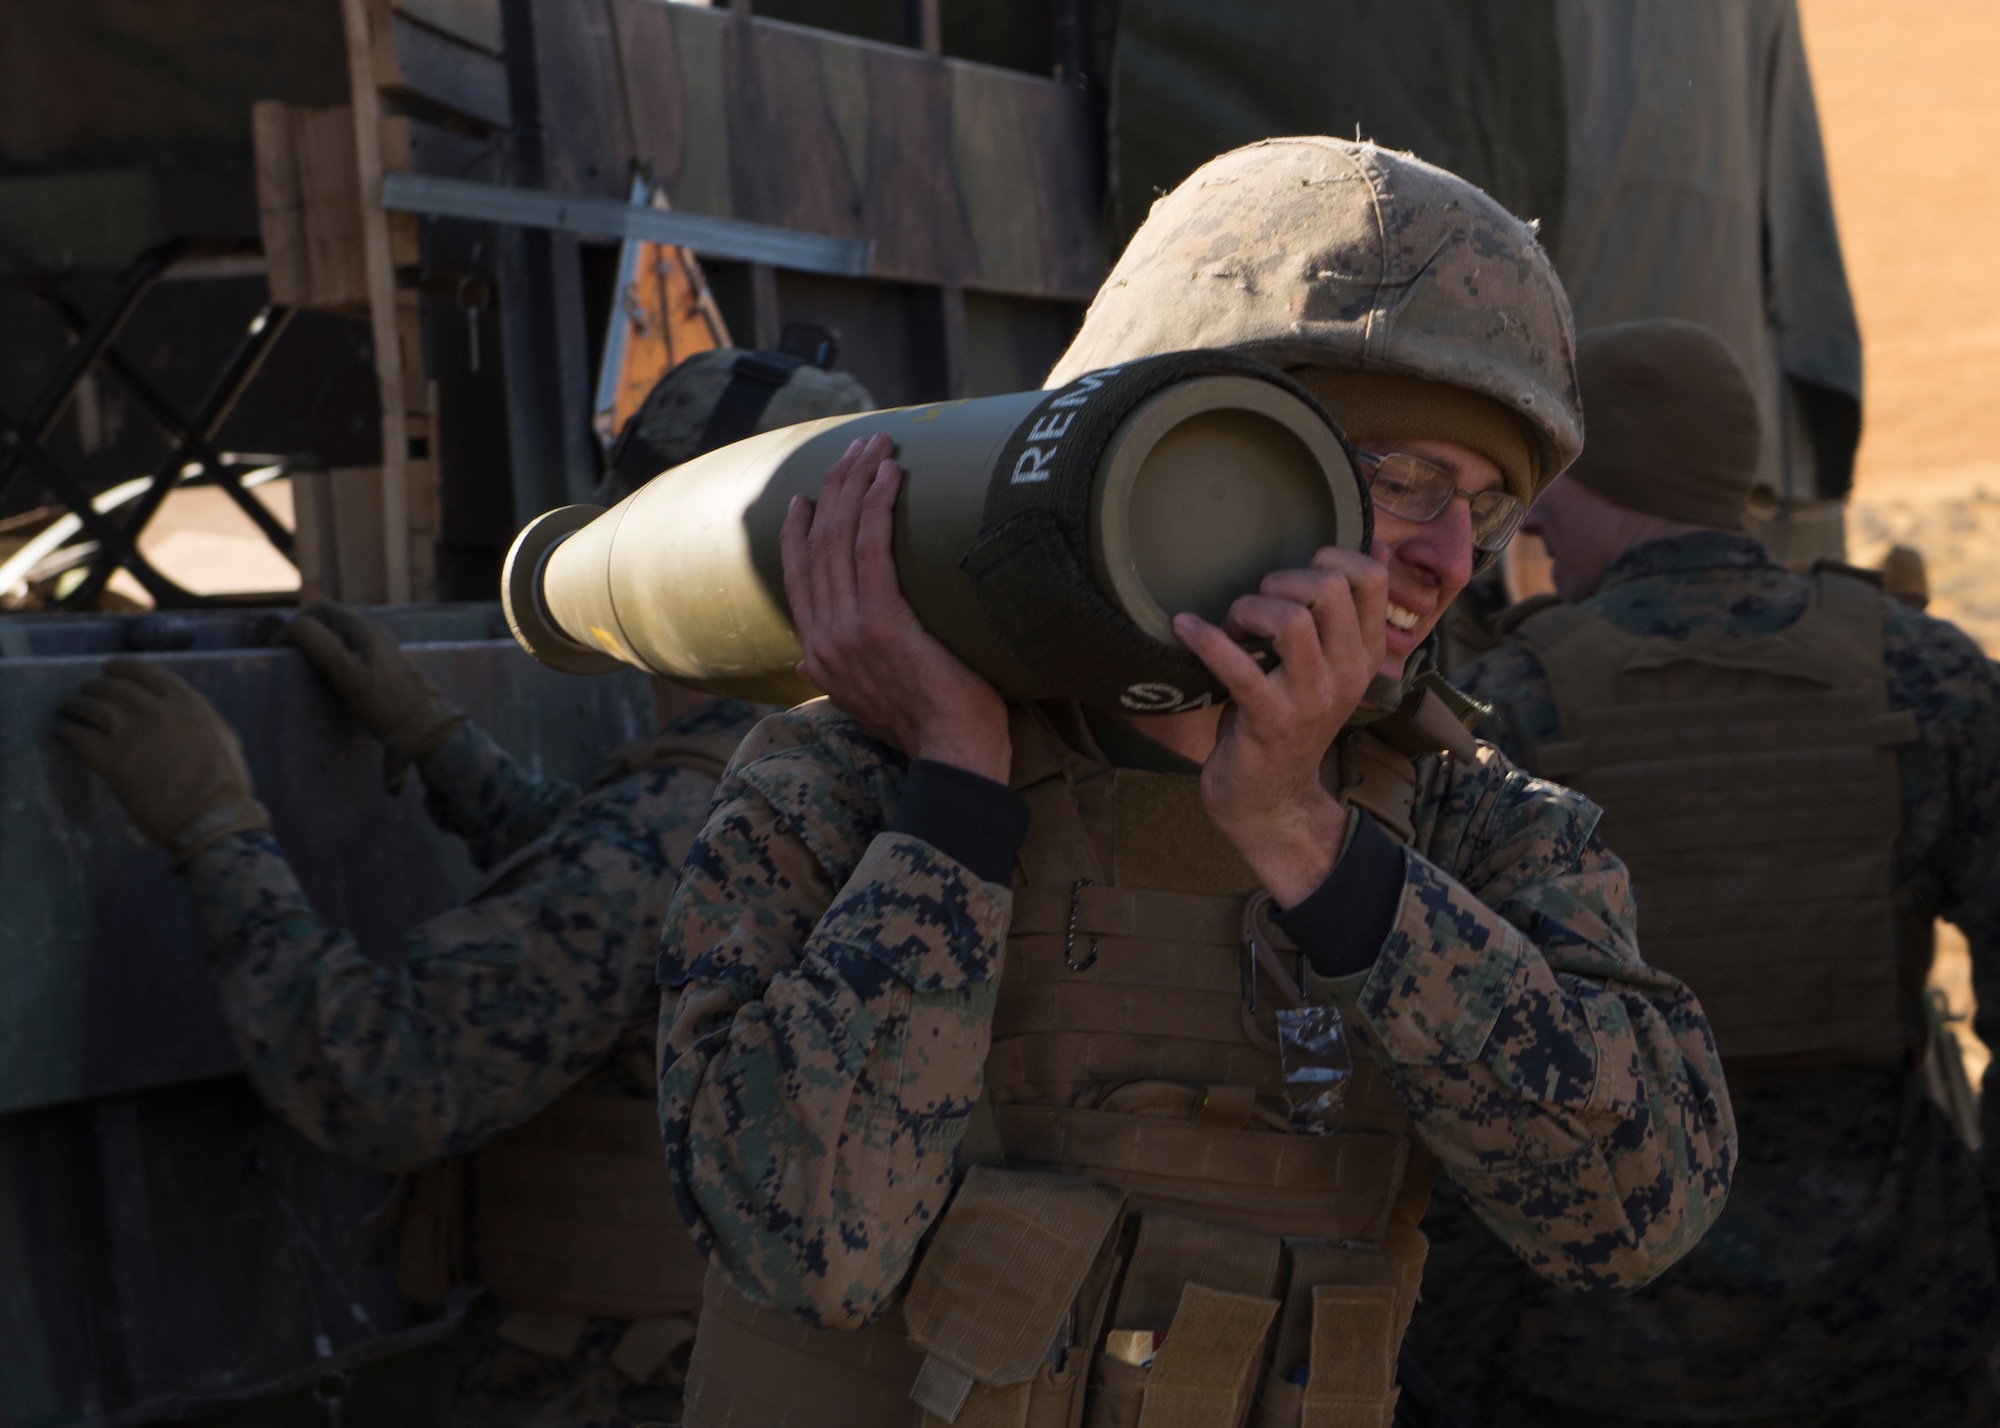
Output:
(0, 242), (298, 608)
(380, 172), (876, 276)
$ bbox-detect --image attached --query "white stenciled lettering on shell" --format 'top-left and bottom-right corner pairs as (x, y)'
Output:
(1120, 681), (1213, 713)
(1011, 445), (1055, 483)
(1011, 367), (1126, 484)
(1027, 411), (1076, 443)
(1049, 365), (1123, 410)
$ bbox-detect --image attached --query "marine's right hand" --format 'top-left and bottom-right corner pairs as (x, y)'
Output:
(288, 601), (464, 768)
(780, 432), (1011, 782)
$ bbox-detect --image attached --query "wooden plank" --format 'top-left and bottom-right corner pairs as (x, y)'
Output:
(395, 290), (431, 424)
(252, 103), (311, 306)
(494, 0), (602, 520)
(371, 0), (510, 128)
(344, 1), (517, 599)
(292, 105), (370, 307)
(256, 101), (370, 309)
(854, 41), (978, 284)
(395, 0), (503, 56)
(382, 112), (507, 180)
(727, 21), (874, 247)
(596, 3), (1101, 299)
(528, 0), (633, 197)
(661, 3), (735, 217)
(1012, 67), (1102, 299)
(292, 466), (389, 603)
(611, 0), (688, 192)
(341, 0), (414, 603)
(948, 66), (1044, 295)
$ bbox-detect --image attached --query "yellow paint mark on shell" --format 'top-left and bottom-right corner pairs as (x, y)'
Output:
(590, 625), (632, 662)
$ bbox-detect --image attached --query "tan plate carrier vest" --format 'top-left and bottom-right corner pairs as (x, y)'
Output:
(684, 696), (1475, 1428)
(395, 731), (746, 1325)
(1511, 573), (1918, 1066)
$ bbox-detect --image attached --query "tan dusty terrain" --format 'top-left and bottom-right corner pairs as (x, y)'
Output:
(1805, 0), (2000, 637)
(1801, 0), (2000, 1084)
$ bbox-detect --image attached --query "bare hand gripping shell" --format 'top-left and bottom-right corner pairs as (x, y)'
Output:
(1050, 137), (1584, 505)
(503, 352), (1370, 713)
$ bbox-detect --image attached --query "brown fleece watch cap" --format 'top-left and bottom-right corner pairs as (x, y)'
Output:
(1048, 137), (1583, 506)
(1566, 320), (1762, 530)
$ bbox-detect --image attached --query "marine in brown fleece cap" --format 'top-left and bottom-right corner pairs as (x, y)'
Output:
(1524, 318), (1762, 598)
(1436, 314), (2000, 1425)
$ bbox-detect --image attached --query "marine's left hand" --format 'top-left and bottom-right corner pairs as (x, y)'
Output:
(55, 659), (271, 867)
(1174, 547), (1389, 906)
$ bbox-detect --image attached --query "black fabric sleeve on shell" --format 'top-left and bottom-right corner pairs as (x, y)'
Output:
(889, 760), (1031, 886)
(1275, 810), (1407, 978)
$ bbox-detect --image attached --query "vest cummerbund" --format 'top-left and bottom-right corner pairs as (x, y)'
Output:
(685, 705), (1442, 1428)
(475, 1089), (709, 1320)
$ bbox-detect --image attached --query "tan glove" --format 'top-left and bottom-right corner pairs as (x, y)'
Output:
(56, 659), (271, 867)
(288, 601), (465, 781)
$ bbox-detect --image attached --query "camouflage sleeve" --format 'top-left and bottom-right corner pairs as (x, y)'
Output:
(181, 758), (716, 1170)
(655, 705), (1010, 1328)
(417, 720), (580, 869)
(1880, 607), (2000, 1176)
(1327, 747), (1735, 1293)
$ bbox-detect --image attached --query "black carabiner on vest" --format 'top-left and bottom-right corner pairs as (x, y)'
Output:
(1240, 890), (1305, 1053)
(1064, 879), (1099, 972)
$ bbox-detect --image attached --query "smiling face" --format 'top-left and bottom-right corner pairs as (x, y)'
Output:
(1360, 437), (1501, 678)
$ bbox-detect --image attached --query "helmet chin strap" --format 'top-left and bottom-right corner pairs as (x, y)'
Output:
(1344, 630), (1451, 731)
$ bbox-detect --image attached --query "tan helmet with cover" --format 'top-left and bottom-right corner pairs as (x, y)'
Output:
(1048, 137), (1583, 506)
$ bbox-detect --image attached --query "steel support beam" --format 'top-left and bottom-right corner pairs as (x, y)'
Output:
(382, 173), (874, 277)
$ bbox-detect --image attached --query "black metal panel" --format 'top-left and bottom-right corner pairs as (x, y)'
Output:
(0, 604), (653, 1116)
(0, 602), (652, 1428)
(0, 1077), (452, 1428)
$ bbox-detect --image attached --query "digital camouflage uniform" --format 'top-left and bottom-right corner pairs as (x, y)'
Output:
(183, 698), (766, 1428)
(656, 698), (1734, 1321)
(1432, 531), (2000, 1424)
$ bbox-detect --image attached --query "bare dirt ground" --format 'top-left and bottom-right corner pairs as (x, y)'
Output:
(1801, 0), (2000, 1083)
(1805, 0), (2000, 626)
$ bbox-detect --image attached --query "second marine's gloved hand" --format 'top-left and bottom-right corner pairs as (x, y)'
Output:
(289, 601), (465, 780)
(56, 659), (271, 867)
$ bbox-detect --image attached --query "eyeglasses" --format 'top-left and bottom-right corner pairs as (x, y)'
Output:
(1354, 450), (1525, 553)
